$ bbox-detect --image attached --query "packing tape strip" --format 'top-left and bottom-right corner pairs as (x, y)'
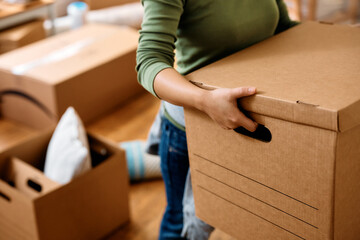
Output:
(11, 38), (96, 75)
(11, 31), (115, 75)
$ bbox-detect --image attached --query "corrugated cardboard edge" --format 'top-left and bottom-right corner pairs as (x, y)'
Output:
(333, 123), (360, 240)
(338, 100), (360, 132)
(188, 80), (339, 132)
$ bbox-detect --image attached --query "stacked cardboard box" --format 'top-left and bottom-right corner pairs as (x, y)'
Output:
(0, 23), (143, 129)
(0, 19), (46, 54)
(0, 23), (137, 240)
(185, 22), (360, 240)
(0, 129), (129, 240)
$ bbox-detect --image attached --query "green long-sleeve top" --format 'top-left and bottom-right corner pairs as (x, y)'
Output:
(136, 0), (298, 97)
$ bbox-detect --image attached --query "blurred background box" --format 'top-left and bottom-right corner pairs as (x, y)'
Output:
(82, 0), (139, 10)
(0, 128), (129, 240)
(0, 23), (143, 130)
(0, 19), (46, 55)
(285, 0), (359, 23)
(0, 0), (55, 34)
(54, 0), (140, 16)
(48, 2), (144, 35)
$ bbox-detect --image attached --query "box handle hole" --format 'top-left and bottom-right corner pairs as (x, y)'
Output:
(27, 179), (42, 193)
(234, 124), (272, 142)
(0, 191), (11, 202)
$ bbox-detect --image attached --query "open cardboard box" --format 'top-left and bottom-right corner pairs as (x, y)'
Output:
(184, 22), (360, 240)
(0, 23), (143, 130)
(0, 128), (129, 240)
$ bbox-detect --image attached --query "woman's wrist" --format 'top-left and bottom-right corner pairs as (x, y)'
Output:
(193, 88), (210, 113)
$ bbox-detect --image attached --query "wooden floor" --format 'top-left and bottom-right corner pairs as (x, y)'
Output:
(104, 179), (233, 240)
(87, 93), (233, 240)
(0, 92), (233, 240)
(0, 117), (39, 152)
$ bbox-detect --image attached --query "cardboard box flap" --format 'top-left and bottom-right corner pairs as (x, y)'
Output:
(0, 24), (139, 84)
(7, 158), (60, 199)
(186, 22), (360, 132)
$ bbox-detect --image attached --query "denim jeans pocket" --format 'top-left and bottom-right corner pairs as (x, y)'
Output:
(159, 117), (189, 195)
(169, 144), (188, 156)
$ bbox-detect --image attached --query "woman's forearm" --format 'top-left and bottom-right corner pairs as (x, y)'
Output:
(154, 68), (258, 132)
(154, 68), (207, 110)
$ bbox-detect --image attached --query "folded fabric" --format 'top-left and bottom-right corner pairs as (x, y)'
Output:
(181, 171), (214, 240)
(44, 107), (92, 184)
(145, 102), (163, 155)
(120, 140), (161, 181)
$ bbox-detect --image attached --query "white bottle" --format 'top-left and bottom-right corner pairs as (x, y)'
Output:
(67, 1), (89, 29)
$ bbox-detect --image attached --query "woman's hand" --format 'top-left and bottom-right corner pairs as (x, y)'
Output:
(200, 87), (258, 132)
(154, 68), (258, 132)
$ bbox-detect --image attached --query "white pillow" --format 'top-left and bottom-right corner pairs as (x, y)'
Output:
(44, 107), (91, 184)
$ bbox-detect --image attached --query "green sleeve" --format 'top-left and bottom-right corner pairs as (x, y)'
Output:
(136, 0), (185, 97)
(275, 0), (300, 34)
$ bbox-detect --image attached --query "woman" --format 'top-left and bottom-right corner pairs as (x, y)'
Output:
(136, 1), (298, 239)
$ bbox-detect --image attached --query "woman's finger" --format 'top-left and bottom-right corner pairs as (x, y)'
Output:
(230, 87), (257, 99)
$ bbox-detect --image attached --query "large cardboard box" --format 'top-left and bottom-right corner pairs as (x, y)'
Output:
(0, 24), (143, 129)
(0, 128), (129, 240)
(184, 22), (360, 240)
(0, 19), (46, 55)
(83, 0), (139, 10)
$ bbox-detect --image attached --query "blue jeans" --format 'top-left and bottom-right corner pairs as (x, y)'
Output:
(159, 117), (189, 240)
